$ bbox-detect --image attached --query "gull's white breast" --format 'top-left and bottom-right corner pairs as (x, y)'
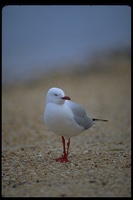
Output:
(44, 102), (84, 137)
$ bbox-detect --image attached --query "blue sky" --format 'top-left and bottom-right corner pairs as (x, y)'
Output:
(2, 5), (131, 84)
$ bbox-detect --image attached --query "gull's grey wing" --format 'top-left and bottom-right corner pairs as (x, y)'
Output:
(68, 101), (93, 130)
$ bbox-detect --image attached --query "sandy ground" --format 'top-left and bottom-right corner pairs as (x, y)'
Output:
(2, 59), (131, 197)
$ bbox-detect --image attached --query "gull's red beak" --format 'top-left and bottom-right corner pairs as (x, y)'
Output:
(62, 96), (71, 100)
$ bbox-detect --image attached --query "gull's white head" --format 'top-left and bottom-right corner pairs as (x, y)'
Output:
(46, 87), (71, 105)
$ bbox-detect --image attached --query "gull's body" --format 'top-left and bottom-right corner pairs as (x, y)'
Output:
(45, 98), (93, 137)
(44, 87), (108, 162)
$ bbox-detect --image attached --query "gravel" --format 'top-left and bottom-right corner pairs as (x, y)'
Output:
(2, 61), (131, 197)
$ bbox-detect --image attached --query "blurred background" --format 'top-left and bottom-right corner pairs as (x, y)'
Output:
(2, 5), (131, 149)
(2, 5), (131, 85)
(2, 6), (131, 197)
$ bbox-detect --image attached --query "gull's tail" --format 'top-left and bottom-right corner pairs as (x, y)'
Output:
(92, 118), (108, 122)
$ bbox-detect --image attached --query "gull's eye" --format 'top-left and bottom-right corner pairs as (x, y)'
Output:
(54, 93), (58, 96)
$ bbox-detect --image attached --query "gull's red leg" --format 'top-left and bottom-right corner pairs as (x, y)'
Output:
(55, 136), (70, 162)
(66, 138), (70, 156)
(62, 136), (66, 156)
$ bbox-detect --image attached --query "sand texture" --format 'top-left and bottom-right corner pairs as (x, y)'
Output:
(2, 59), (131, 197)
